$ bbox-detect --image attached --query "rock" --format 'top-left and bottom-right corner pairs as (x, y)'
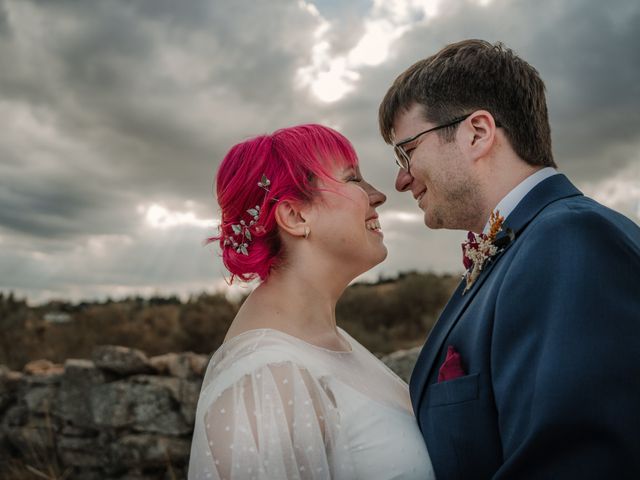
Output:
(54, 359), (106, 428)
(0, 367), (21, 414)
(92, 345), (153, 376)
(61, 359), (105, 383)
(4, 370), (24, 385)
(178, 379), (201, 427)
(23, 359), (64, 376)
(65, 470), (105, 480)
(57, 433), (106, 467)
(2, 406), (61, 462)
(381, 345), (423, 383)
(149, 352), (208, 379)
(19, 370), (63, 415)
(90, 381), (133, 429)
(0, 429), (10, 465)
(23, 382), (58, 415)
(130, 375), (182, 402)
(61, 424), (99, 437)
(148, 353), (173, 375)
(2, 403), (27, 427)
(91, 381), (191, 435)
(190, 353), (209, 377)
(4, 422), (56, 459)
(110, 434), (191, 468)
(130, 375), (201, 426)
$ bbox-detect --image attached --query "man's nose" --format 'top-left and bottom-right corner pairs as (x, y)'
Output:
(395, 168), (412, 192)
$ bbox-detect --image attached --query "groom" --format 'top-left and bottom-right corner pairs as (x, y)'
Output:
(379, 39), (640, 479)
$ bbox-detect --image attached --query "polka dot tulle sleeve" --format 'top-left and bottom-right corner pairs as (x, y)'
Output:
(190, 362), (346, 479)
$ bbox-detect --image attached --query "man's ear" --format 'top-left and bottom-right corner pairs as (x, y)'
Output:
(274, 200), (309, 238)
(464, 110), (498, 160)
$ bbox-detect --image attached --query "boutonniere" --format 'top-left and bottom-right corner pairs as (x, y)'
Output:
(462, 211), (512, 294)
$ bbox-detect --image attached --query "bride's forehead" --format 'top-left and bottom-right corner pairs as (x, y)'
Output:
(327, 157), (359, 173)
(319, 164), (357, 183)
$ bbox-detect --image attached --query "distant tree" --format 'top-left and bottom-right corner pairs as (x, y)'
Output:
(179, 293), (238, 354)
(0, 271), (459, 369)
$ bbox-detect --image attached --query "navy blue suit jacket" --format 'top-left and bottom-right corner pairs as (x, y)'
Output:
(410, 174), (640, 479)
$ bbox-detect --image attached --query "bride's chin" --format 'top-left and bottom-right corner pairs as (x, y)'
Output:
(367, 245), (388, 268)
(345, 250), (387, 281)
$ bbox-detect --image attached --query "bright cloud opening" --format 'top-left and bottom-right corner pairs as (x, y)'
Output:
(138, 203), (218, 230)
(380, 210), (424, 224)
(297, 0), (446, 103)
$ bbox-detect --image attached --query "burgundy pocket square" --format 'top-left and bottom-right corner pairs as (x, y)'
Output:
(438, 346), (466, 382)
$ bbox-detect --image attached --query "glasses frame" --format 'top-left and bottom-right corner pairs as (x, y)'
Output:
(392, 113), (472, 174)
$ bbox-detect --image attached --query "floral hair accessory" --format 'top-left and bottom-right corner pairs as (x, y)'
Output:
(222, 174), (272, 256)
(461, 211), (513, 294)
(257, 174), (271, 191)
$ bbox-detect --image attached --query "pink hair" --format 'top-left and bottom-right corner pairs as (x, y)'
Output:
(207, 124), (359, 283)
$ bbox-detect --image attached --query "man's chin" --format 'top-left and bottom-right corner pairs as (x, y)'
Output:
(424, 211), (446, 230)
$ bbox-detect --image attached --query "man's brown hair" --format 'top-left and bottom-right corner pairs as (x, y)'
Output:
(379, 39), (556, 168)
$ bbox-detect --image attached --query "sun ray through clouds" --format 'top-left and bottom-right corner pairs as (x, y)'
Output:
(296, 0), (446, 103)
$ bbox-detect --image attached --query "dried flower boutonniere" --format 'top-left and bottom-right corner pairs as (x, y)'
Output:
(462, 211), (507, 294)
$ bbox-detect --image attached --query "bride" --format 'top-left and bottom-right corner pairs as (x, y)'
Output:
(188, 124), (435, 479)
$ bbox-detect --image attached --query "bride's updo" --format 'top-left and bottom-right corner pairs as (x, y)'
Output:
(208, 124), (359, 283)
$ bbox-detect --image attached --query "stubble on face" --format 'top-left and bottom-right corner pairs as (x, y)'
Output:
(423, 145), (485, 231)
(429, 175), (484, 230)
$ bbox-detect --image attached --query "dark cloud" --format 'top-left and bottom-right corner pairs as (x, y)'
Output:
(0, 0), (322, 235)
(1, 0), (637, 303)
(0, 1), (9, 37)
(350, 0), (640, 182)
(0, 174), (139, 238)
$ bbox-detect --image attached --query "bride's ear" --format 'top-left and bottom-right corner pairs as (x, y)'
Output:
(274, 200), (310, 238)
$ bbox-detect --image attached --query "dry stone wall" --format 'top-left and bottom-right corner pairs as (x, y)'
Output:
(0, 345), (421, 479)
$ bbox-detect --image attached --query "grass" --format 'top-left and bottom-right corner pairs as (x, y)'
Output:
(3, 400), (72, 480)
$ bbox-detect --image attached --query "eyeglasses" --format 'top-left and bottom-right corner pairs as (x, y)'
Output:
(392, 114), (472, 173)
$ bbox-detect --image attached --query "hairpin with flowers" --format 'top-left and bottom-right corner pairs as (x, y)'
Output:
(223, 174), (272, 256)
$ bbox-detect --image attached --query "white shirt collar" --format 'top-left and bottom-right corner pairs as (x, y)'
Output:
(482, 167), (558, 234)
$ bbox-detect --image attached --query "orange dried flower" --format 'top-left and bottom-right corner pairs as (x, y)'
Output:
(487, 211), (504, 242)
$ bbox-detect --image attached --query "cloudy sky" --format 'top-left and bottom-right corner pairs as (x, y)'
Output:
(1, 0), (639, 304)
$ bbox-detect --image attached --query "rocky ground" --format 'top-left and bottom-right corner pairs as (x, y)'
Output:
(0, 344), (422, 479)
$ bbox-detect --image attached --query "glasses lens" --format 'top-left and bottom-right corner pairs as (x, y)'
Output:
(393, 145), (409, 170)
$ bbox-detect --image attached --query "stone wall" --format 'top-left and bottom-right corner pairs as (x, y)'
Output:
(0, 345), (421, 479)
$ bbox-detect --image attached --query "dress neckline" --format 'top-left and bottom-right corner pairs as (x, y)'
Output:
(223, 326), (354, 354)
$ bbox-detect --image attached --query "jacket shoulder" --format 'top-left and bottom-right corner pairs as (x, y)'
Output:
(525, 194), (640, 245)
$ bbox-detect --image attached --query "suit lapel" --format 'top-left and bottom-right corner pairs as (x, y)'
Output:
(410, 243), (512, 409)
(411, 174), (583, 411)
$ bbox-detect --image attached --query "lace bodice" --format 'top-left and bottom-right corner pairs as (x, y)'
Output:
(188, 327), (435, 479)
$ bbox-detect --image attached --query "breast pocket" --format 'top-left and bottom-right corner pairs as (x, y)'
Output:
(425, 373), (479, 407)
(420, 372), (501, 479)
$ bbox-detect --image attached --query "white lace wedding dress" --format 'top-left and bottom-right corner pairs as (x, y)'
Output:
(188, 327), (435, 479)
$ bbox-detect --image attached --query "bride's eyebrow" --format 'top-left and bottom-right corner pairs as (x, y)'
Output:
(340, 166), (356, 176)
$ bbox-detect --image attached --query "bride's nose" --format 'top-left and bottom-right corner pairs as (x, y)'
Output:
(368, 184), (387, 208)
